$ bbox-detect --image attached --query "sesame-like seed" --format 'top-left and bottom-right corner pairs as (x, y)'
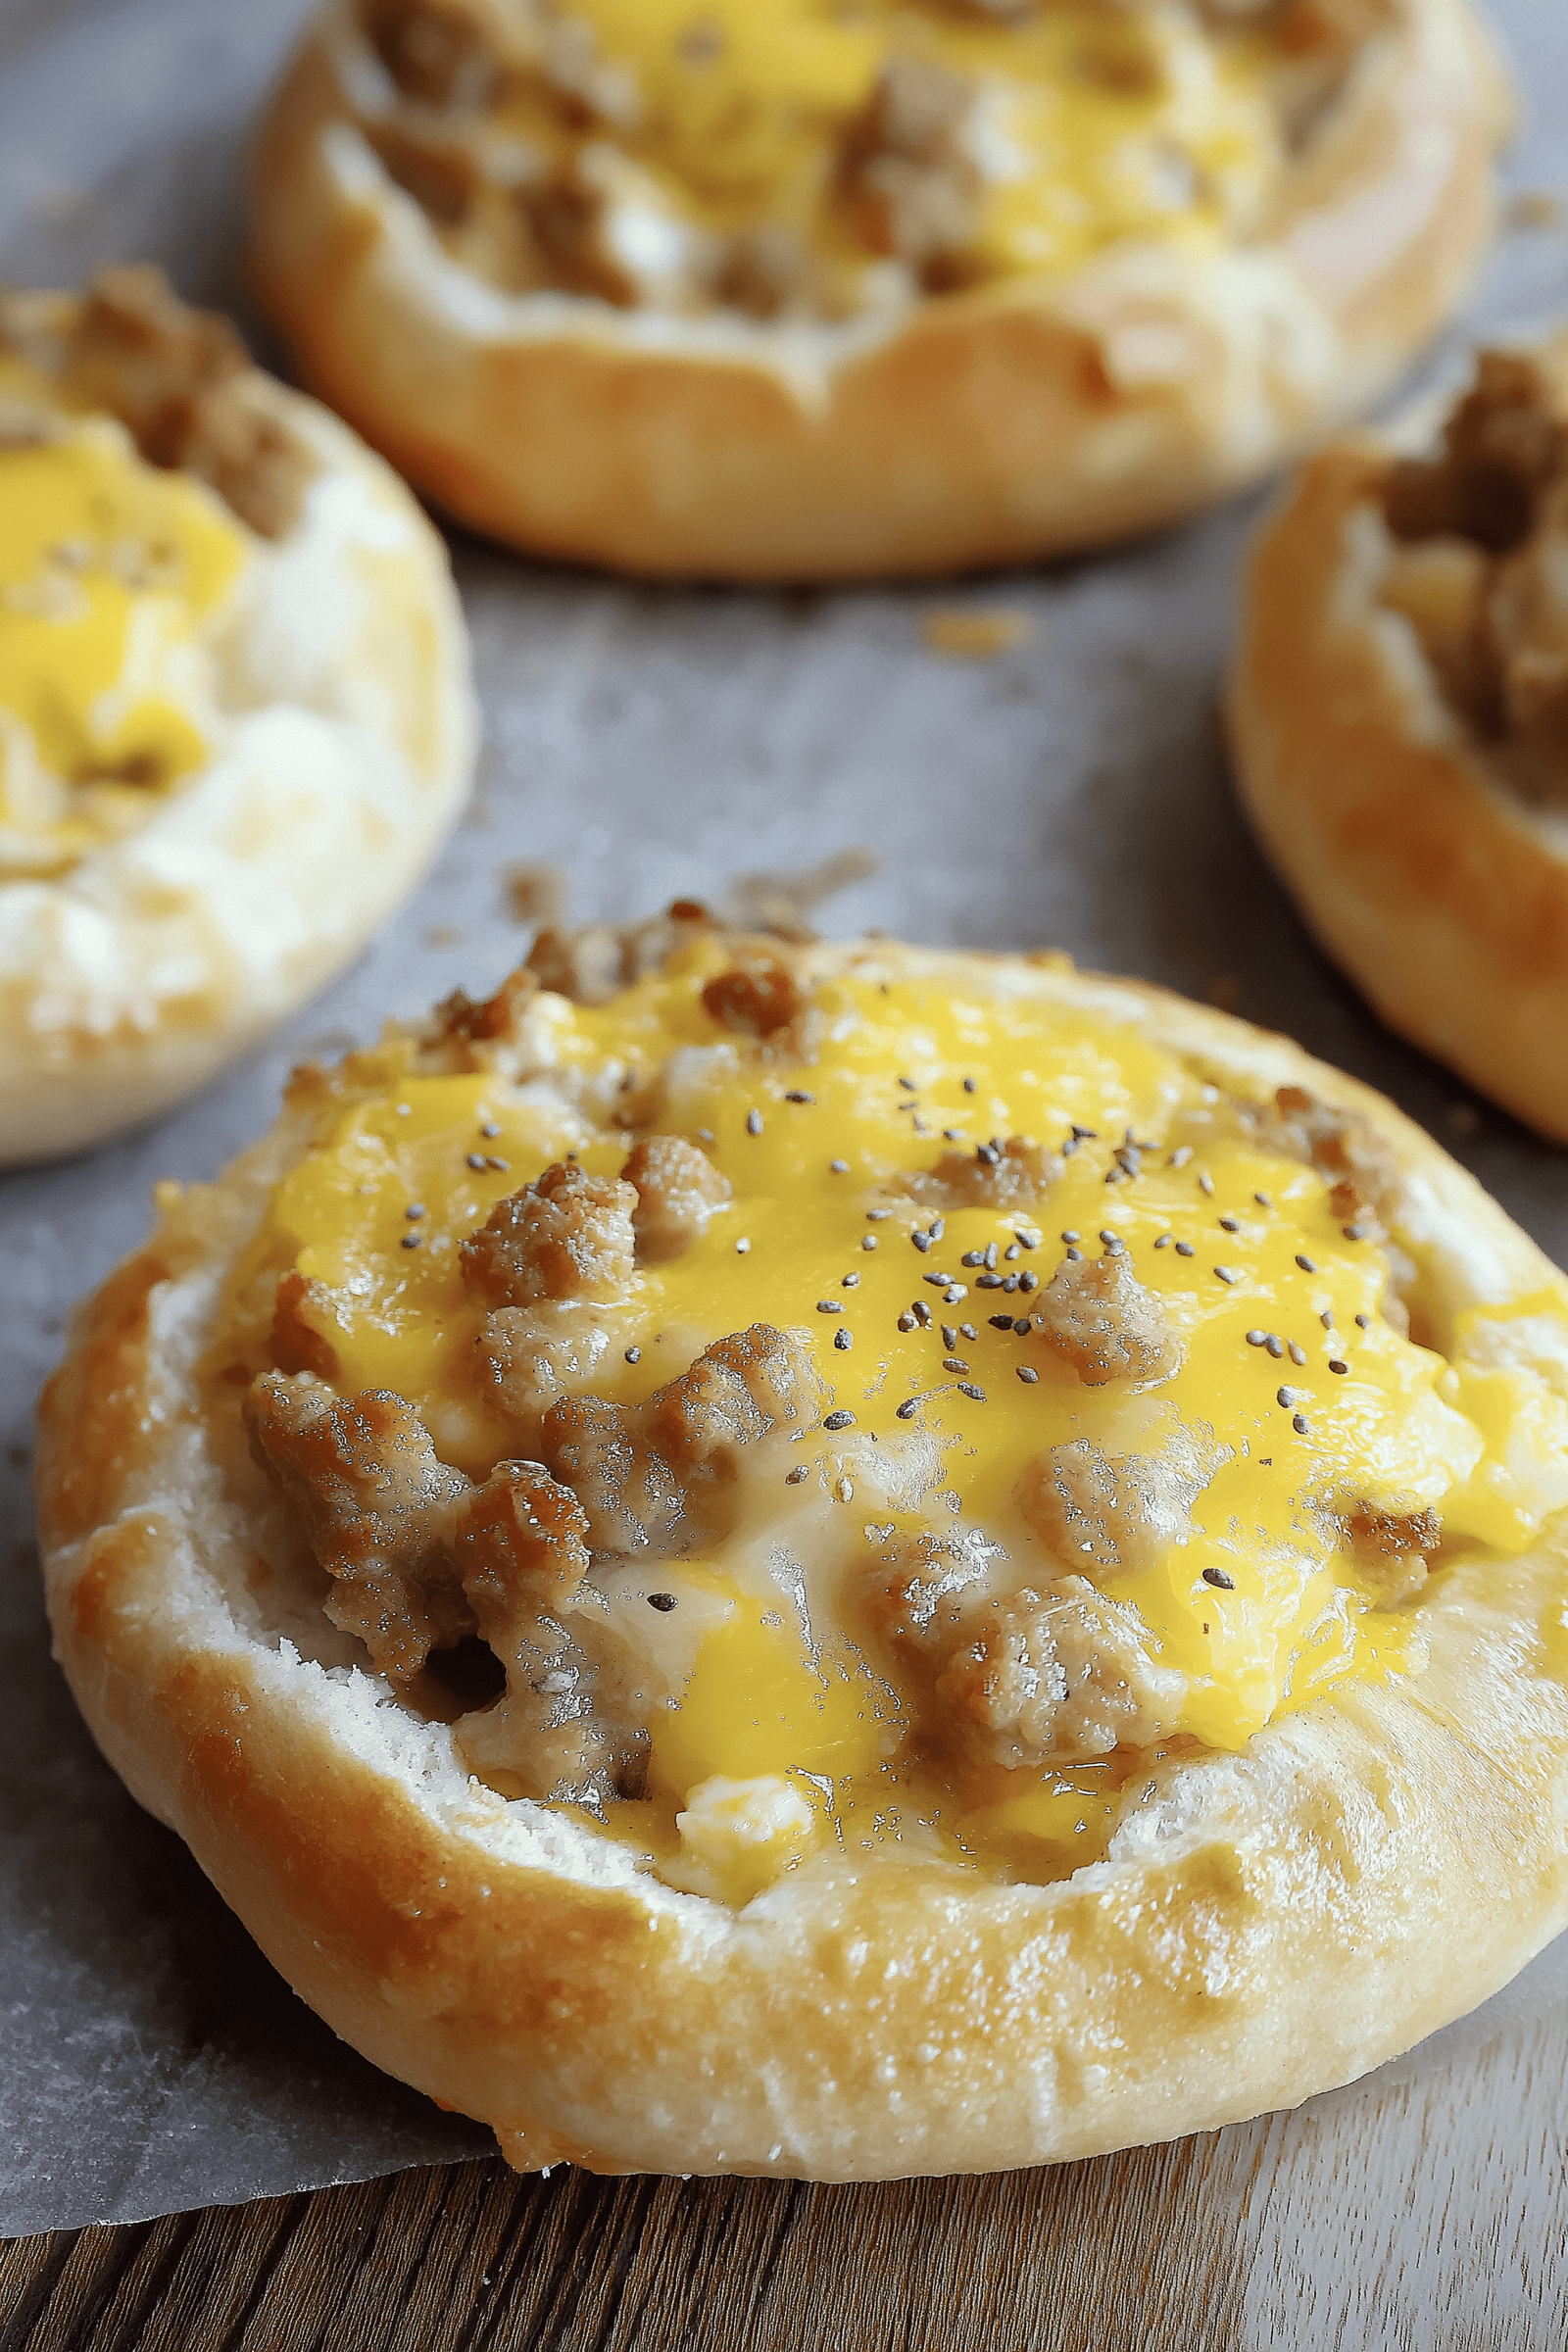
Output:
(899, 1074), (917, 1092)
(945, 1285), (966, 1304)
(697, 1128), (714, 1144)
(1288, 1341), (1306, 1366)
(861, 1235), (878, 1253)
(406, 1202), (425, 1220)
(1265, 1334), (1285, 1358)
(957, 1384), (986, 1402)
(1329, 1358), (1348, 1375)
(1099, 1230), (1119, 1249)
(1198, 1172), (1216, 1198)
(1004, 1243), (1020, 1261)
(648, 1592), (678, 1612)
(735, 1237), (751, 1254)
(1016, 1230), (1042, 1250)
(834, 1329), (853, 1351)
(1214, 1266), (1242, 1285)
(484, 1155), (510, 1173)
(1277, 1386), (1303, 1408)
(830, 1159), (850, 1174)
(962, 1076), (977, 1094)
(898, 1312), (916, 1333)
(960, 1323), (977, 1341)
(912, 1301), (933, 1327)
(1219, 1215), (1240, 1234)
(400, 1233), (421, 1250)
(842, 1271), (860, 1289)
(1064, 1247), (1083, 1262)
(1321, 1309), (1335, 1330)
(1355, 1312), (1371, 1328)
(480, 1123), (502, 1140)
(824, 1409), (855, 1431)
(837, 1477), (854, 1502)
(466, 1152), (487, 1170)
(1016, 1366), (1039, 1385)
(1169, 1146), (1194, 1168)
(1013, 1316), (1032, 1335)
(896, 1398), (918, 1420)
(747, 1108), (763, 1136)
(1201, 1566), (1236, 1591)
(783, 1090), (815, 1103)
(867, 1207), (892, 1221)
(1018, 1269), (1039, 1294)
(1295, 1253), (1318, 1274)
(923, 1270), (951, 1289)
(785, 1466), (808, 1485)
(977, 1143), (1001, 1167)
(817, 1299), (843, 1314)
(1154, 1234), (1171, 1250)
(961, 1250), (984, 1268)
(911, 1231), (933, 1253)
(1293, 1413), (1310, 1436)
(941, 1324), (957, 1348)
(989, 1314), (1014, 1332)
(943, 1127), (964, 1142)
(1246, 1330), (1268, 1348)
(976, 1272), (1003, 1289)
(984, 1242), (999, 1270)
(944, 1356), (969, 1372)
(1072, 1125), (1098, 1142)
(1253, 1192), (1272, 1209)
(1061, 1229), (1081, 1244)
(929, 1218), (946, 1240)
(1174, 1242), (1195, 1258)
(1002, 1274), (1018, 1294)
(625, 1347), (641, 1364)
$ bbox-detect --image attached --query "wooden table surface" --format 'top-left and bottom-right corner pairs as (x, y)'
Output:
(0, 2137), (1249, 2352)
(7, 1981), (1568, 2352)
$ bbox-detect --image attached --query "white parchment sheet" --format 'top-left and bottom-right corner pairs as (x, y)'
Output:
(3, 0), (1568, 2277)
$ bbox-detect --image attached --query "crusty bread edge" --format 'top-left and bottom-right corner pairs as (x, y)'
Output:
(246, 0), (1511, 580)
(1225, 347), (1568, 1146)
(33, 941), (1568, 2180)
(0, 308), (477, 1167)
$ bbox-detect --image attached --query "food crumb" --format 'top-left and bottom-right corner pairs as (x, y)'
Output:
(504, 861), (568, 928)
(921, 608), (1032, 661)
(1508, 190), (1563, 228)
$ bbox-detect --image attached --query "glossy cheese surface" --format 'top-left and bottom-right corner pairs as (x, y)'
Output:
(445, 0), (1291, 296)
(229, 944), (1568, 1898)
(0, 364), (246, 879)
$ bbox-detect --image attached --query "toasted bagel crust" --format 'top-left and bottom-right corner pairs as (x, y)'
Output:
(1226, 340), (1568, 1145)
(35, 942), (1568, 2180)
(0, 282), (476, 1165)
(248, 0), (1512, 581)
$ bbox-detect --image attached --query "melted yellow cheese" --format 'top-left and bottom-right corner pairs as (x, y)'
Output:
(231, 942), (1568, 1893)
(0, 367), (245, 879)
(485, 0), (1282, 291)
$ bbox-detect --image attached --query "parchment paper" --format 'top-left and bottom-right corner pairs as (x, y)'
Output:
(3, 0), (1568, 2243)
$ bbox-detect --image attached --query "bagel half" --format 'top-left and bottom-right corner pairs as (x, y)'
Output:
(0, 266), (476, 1165)
(249, 0), (1512, 582)
(1227, 336), (1568, 1143)
(36, 925), (1568, 2180)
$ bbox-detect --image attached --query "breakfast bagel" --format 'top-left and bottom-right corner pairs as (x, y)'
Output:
(248, 0), (1512, 581)
(37, 918), (1568, 2180)
(1, 266), (476, 1165)
(1228, 336), (1568, 1144)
